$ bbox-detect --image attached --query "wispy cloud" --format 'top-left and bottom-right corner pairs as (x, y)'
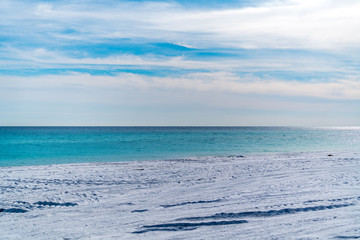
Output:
(2, 72), (359, 100)
(2, 0), (360, 49)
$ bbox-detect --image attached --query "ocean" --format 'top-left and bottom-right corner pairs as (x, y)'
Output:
(0, 126), (359, 167)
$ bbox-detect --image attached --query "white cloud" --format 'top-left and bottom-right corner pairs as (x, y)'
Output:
(1, 72), (360, 100)
(2, 45), (352, 75)
(150, 0), (360, 49)
(146, 72), (360, 100)
(3, 0), (360, 49)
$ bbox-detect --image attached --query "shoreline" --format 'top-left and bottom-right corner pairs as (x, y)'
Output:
(0, 150), (352, 169)
(1, 152), (360, 239)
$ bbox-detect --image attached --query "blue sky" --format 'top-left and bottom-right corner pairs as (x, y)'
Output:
(1, 0), (360, 126)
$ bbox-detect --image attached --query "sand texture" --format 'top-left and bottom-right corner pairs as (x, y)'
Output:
(1, 152), (360, 239)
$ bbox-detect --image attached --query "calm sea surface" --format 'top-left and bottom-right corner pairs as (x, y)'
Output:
(0, 127), (359, 167)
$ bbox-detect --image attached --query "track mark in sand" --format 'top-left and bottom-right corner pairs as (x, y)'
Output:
(0, 201), (78, 215)
(134, 202), (355, 234)
(177, 203), (354, 221)
(34, 201), (78, 207)
(161, 199), (222, 208)
(0, 208), (28, 213)
(336, 236), (360, 239)
(133, 220), (248, 234)
(131, 209), (148, 213)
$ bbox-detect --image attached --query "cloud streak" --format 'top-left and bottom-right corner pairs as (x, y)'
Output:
(1, 72), (359, 100)
(2, 0), (360, 49)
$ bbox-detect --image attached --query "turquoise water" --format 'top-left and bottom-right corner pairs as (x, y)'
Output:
(0, 127), (359, 167)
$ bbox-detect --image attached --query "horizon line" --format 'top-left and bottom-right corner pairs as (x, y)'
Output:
(1, 125), (359, 128)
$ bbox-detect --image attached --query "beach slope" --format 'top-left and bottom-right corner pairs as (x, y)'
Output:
(1, 152), (360, 239)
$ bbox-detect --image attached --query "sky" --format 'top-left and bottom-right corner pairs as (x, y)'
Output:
(1, 0), (360, 126)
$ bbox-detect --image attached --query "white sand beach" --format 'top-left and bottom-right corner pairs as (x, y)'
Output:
(1, 152), (360, 239)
